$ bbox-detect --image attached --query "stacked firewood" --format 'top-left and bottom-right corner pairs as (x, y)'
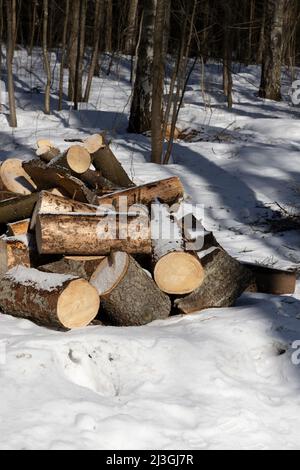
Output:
(0, 133), (290, 331)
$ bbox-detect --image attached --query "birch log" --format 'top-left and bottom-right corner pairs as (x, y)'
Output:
(90, 252), (171, 326)
(0, 266), (100, 329)
(175, 248), (254, 314)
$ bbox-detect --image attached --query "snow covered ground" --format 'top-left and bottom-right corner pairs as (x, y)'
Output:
(1, 50), (300, 449)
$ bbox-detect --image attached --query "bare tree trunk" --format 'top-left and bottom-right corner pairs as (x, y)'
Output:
(124, 0), (139, 55)
(84, 0), (102, 102)
(151, 0), (167, 164)
(128, 0), (157, 134)
(43, 0), (51, 114)
(68, 0), (80, 101)
(223, 4), (233, 109)
(74, 0), (86, 109)
(259, 0), (285, 101)
(29, 0), (38, 56)
(105, 0), (113, 52)
(5, 0), (17, 127)
(0, 0), (3, 112)
(58, 0), (70, 111)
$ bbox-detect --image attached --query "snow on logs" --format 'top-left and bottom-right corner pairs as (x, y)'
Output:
(0, 136), (259, 330)
(0, 266), (100, 329)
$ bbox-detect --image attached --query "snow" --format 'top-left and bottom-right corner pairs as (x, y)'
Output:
(5, 266), (77, 291)
(1, 50), (300, 449)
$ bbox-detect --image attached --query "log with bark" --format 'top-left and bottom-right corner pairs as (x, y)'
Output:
(40, 256), (105, 280)
(83, 134), (105, 154)
(78, 169), (121, 195)
(48, 145), (92, 175)
(36, 145), (60, 163)
(152, 203), (204, 295)
(175, 248), (254, 314)
(90, 252), (171, 326)
(0, 266), (100, 329)
(84, 136), (134, 188)
(0, 191), (18, 202)
(97, 176), (184, 210)
(0, 193), (39, 224)
(36, 211), (151, 256)
(243, 262), (296, 295)
(0, 159), (37, 195)
(30, 190), (97, 229)
(23, 159), (98, 203)
(0, 235), (31, 275)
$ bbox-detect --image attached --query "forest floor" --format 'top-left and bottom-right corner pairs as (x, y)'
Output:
(1, 51), (300, 450)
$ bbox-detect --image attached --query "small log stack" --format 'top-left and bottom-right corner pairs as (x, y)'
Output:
(0, 133), (282, 331)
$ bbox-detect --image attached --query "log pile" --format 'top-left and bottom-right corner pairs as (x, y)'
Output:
(0, 133), (281, 331)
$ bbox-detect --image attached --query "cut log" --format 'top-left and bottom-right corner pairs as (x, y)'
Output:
(40, 256), (105, 280)
(98, 177), (184, 210)
(7, 219), (30, 237)
(0, 235), (31, 275)
(0, 193), (39, 224)
(175, 248), (254, 314)
(48, 145), (91, 174)
(0, 159), (37, 195)
(91, 145), (135, 188)
(243, 263), (297, 295)
(79, 169), (121, 195)
(90, 252), (171, 326)
(36, 138), (55, 149)
(0, 266), (100, 329)
(83, 134), (105, 154)
(36, 145), (60, 163)
(30, 190), (97, 230)
(23, 159), (98, 204)
(36, 212), (151, 256)
(152, 203), (204, 295)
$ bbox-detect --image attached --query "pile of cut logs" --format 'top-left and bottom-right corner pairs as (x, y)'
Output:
(0, 134), (295, 330)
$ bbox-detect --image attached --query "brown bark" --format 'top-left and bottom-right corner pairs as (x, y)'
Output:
(244, 263), (296, 295)
(36, 212), (151, 256)
(90, 252), (171, 326)
(0, 266), (100, 329)
(40, 256), (105, 280)
(58, 0), (70, 111)
(151, 0), (167, 164)
(5, 0), (17, 127)
(22, 159), (98, 204)
(0, 193), (39, 224)
(91, 145), (135, 188)
(42, 0), (51, 114)
(175, 248), (254, 314)
(259, 0), (285, 101)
